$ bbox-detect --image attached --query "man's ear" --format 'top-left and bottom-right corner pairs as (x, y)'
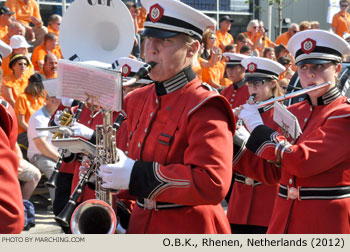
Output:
(187, 40), (200, 58)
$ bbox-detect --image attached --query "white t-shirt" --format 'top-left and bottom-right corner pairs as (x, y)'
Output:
(27, 106), (58, 160)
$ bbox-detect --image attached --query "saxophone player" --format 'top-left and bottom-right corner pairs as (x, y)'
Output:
(95, 0), (235, 234)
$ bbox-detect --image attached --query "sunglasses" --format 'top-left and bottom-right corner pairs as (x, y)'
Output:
(341, 4), (349, 7)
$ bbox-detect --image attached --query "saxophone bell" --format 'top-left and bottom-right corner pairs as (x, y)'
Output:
(70, 199), (117, 234)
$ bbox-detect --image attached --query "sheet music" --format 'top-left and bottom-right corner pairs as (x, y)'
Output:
(57, 59), (123, 111)
(273, 101), (302, 139)
(52, 138), (96, 156)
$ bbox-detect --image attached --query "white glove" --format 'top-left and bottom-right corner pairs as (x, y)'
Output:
(53, 110), (63, 126)
(60, 97), (74, 107)
(71, 122), (94, 140)
(238, 103), (263, 133)
(99, 148), (135, 190)
(235, 125), (250, 142)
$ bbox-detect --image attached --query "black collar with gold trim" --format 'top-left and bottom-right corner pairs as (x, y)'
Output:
(306, 86), (341, 106)
(155, 66), (196, 96)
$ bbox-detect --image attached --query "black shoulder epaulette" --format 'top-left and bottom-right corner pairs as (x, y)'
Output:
(201, 82), (219, 93)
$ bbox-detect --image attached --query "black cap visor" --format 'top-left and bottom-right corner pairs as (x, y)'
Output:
(244, 76), (270, 82)
(143, 27), (179, 39)
(296, 58), (336, 66)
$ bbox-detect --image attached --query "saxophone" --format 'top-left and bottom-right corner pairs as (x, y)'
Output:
(69, 110), (121, 234)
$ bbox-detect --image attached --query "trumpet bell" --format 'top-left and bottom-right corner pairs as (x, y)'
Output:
(70, 199), (117, 234)
(59, 0), (135, 64)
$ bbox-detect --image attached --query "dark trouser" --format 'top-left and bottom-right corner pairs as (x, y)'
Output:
(53, 172), (73, 234)
(230, 223), (268, 234)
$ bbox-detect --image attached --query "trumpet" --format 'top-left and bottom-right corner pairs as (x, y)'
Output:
(52, 109), (73, 139)
(45, 101), (85, 189)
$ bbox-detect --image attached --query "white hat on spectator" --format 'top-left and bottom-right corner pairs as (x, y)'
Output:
(241, 56), (285, 81)
(10, 35), (31, 49)
(287, 29), (350, 65)
(141, 0), (215, 41)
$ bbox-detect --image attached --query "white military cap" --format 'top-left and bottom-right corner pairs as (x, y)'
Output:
(0, 40), (12, 66)
(241, 56), (285, 81)
(287, 29), (350, 65)
(141, 0), (215, 40)
(223, 53), (248, 67)
(116, 57), (153, 84)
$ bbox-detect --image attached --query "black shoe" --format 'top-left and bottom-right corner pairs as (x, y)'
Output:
(23, 222), (36, 231)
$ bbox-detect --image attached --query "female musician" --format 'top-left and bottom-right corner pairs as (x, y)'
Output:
(237, 29), (350, 233)
(228, 57), (285, 234)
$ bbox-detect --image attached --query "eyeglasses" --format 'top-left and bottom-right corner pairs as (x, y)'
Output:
(17, 63), (27, 66)
(292, 30), (298, 33)
(246, 80), (266, 87)
(209, 37), (216, 40)
(341, 4), (349, 7)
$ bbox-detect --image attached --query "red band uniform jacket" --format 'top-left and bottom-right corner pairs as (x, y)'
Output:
(244, 88), (350, 233)
(228, 103), (279, 228)
(123, 66), (235, 234)
(220, 80), (250, 109)
(0, 97), (25, 233)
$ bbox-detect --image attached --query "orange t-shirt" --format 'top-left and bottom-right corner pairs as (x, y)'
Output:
(275, 32), (292, 46)
(137, 8), (147, 29)
(47, 25), (59, 36)
(31, 44), (62, 71)
(5, 0), (42, 26)
(2, 54), (34, 79)
(14, 93), (45, 134)
(1, 35), (10, 45)
(332, 11), (350, 37)
(216, 30), (234, 51)
(0, 26), (8, 40)
(201, 61), (225, 87)
(2, 73), (29, 104)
